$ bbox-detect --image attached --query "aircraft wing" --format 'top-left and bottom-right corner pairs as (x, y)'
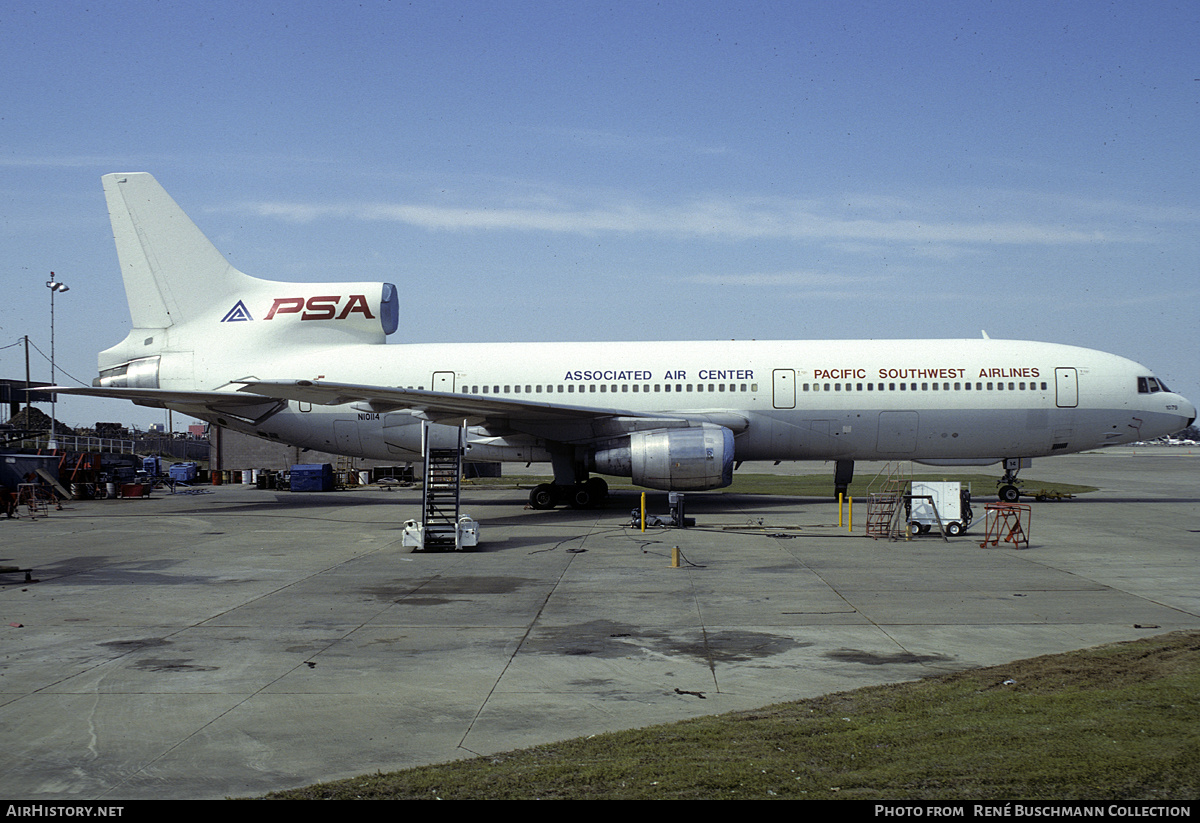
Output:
(46, 380), (748, 444)
(234, 379), (653, 419)
(234, 379), (748, 442)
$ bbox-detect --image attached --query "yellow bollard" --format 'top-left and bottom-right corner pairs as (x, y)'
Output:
(847, 496), (853, 532)
(640, 492), (646, 533)
(671, 546), (680, 568)
(838, 492), (844, 527)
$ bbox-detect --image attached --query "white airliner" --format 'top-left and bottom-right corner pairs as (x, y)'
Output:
(54, 173), (1196, 508)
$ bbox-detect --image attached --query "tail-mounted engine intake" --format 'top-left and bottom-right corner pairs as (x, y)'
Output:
(591, 425), (735, 491)
(254, 283), (398, 337)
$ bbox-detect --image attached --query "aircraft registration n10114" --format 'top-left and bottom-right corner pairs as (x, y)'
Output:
(53, 173), (1196, 508)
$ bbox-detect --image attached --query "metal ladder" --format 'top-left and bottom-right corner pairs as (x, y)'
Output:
(420, 422), (463, 550)
(865, 461), (910, 539)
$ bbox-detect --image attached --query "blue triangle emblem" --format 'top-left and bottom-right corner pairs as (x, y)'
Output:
(221, 300), (253, 322)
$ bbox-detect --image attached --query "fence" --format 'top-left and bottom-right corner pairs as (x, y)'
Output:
(13, 434), (210, 461)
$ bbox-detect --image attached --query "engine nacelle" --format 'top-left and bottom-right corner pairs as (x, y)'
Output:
(591, 425), (735, 491)
(253, 283), (399, 337)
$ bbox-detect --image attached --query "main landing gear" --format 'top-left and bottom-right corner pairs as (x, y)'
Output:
(528, 477), (609, 510)
(834, 459), (854, 500)
(529, 449), (611, 510)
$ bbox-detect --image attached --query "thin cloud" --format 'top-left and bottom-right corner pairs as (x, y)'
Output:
(679, 270), (892, 288)
(238, 193), (1153, 246)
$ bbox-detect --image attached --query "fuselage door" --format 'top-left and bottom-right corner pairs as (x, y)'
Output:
(432, 371), (455, 393)
(877, 411), (919, 453)
(773, 369), (796, 409)
(1055, 367), (1078, 408)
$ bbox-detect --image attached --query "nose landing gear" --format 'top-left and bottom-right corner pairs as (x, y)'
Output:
(996, 457), (1029, 503)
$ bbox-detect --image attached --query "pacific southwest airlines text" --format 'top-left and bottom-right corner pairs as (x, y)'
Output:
(560, 367), (1041, 381)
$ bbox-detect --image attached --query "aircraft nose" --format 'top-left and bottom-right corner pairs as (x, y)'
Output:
(1178, 395), (1196, 430)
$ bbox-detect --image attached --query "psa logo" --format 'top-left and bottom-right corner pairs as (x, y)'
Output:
(266, 295), (375, 321)
(221, 295), (375, 322)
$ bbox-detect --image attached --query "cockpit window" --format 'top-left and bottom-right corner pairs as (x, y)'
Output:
(1138, 376), (1170, 393)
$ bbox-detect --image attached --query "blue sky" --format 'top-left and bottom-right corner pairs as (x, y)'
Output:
(1, 0), (1196, 430)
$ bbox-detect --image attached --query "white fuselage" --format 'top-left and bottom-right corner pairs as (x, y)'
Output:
(180, 336), (1193, 467)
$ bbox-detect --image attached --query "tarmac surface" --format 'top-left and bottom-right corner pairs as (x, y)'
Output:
(2, 448), (1198, 800)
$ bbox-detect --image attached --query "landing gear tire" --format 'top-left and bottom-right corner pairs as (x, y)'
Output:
(998, 484), (1020, 503)
(569, 478), (609, 509)
(568, 485), (595, 509)
(585, 476), (609, 502)
(529, 484), (557, 510)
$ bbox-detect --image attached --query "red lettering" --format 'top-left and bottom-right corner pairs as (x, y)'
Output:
(264, 297), (304, 319)
(336, 294), (374, 320)
(814, 368), (866, 380)
(264, 294), (377, 321)
(302, 295), (339, 321)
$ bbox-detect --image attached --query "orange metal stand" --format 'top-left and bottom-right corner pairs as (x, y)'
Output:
(980, 502), (1032, 549)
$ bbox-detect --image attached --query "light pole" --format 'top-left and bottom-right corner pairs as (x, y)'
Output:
(46, 274), (69, 449)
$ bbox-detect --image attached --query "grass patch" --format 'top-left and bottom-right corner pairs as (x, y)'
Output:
(261, 632), (1200, 800)
(462, 472), (1096, 500)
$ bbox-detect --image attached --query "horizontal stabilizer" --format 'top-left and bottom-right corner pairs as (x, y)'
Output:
(45, 385), (281, 409)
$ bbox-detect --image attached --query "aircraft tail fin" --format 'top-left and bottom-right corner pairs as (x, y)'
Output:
(96, 174), (398, 386)
(103, 173), (257, 330)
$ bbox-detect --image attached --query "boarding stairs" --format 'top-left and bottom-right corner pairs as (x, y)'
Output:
(400, 422), (478, 551)
(421, 430), (462, 550)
